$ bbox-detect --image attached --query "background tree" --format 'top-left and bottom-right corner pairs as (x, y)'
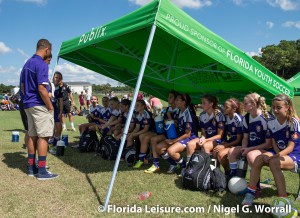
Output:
(253, 39), (300, 80)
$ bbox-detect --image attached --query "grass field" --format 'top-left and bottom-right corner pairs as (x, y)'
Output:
(0, 96), (300, 217)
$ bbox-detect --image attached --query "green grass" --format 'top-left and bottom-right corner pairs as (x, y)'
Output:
(0, 96), (300, 217)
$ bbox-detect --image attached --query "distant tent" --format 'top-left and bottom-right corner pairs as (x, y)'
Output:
(287, 72), (300, 96)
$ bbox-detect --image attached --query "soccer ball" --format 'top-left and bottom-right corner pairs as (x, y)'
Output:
(228, 176), (247, 194)
(271, 197), (298, 218)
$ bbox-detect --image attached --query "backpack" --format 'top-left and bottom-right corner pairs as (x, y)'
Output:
(100, 135), (119, 160)
(210, 167), (227, 192)
(78, 130), (99, 152)
(123, 145), (137, 166)
(181, 150), (212, 191)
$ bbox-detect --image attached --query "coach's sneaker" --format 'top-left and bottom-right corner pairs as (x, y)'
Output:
(166, 164), (179, 174)
(133, 160), (144, 169)
(144, 164), (160, 174)
(27, 166), (38, 177)
(37, 171), (59, 180)
(242, 193), (255, 206)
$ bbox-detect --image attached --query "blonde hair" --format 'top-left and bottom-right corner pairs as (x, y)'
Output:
(245, 93), (269, 119)
(273, 94), (299, 124)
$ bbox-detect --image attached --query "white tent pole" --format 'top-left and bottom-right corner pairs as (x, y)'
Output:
(100, 23), (157, 212)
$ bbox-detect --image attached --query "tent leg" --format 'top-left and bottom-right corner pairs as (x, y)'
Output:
(100, 24), (157, 213)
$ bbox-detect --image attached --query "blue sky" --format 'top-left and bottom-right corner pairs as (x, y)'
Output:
(0, 0), (299, 86)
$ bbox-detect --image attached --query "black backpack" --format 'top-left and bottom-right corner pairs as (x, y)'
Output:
(182, 150), (212, 191)
(123, 145), (137, 166)
(100, 135), (119, 160)
(78, 130), (99, 152)
(211, 167), (227, 192)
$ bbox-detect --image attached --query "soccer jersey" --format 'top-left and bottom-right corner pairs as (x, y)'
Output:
(120, 112), (135, 125)
(99, 107), (111, 122)
(199, 110), (225, 139)
(61, 83), (71, 101)
(224, 113), (243, 143)
(135, 110), (152, 130)
(243, 113), (273, 147)
(164, 106), (179, 120)
(266, 118), (300, 155)
(90, 104), (101, 113)
(111, 108), (121, 118)
(177, 107), (198, 137)
(20, 54), (49, 109)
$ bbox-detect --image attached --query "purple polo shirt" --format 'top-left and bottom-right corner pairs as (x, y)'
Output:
(20, 54), (49, 109)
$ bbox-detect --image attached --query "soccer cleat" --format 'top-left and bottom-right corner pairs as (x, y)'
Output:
(37, 171), (59, 180)
(178, 168), (186, 178)
(71, 127), (76, 132)
(62, 127), (67, 131)
(144, 164), (160, 174)
(133, 160), (144, 169)
(166, 165), (179, 174)
(242, 193), (255, 206)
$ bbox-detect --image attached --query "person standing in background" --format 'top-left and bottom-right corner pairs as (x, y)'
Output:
(20, 39), (58, 180)
(85, 90), (91, 111)
(78, 91), (85, 111)
(57, 74), (76, 131)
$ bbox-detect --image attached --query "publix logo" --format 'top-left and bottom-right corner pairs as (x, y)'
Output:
(78, 26), (107, 45)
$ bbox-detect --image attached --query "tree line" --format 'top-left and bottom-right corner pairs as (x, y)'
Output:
(253, 39), (300, 80)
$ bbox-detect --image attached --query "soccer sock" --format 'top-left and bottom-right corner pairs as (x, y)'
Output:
(161, 151), (176, 166)
(230, 161), (238, 176)
(247, 185), (257, 196)
(139, 153), (146, 162)
(70, 122), (74, 128)
(187, 155), (191, 164)
(176, 158), (186, 169)
(256, 179), (261, 190)
(38, 156), (47, 174)
(28, 154), (35, 168)
(153, 158), (159, 168)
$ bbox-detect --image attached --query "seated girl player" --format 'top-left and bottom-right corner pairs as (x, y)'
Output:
(187, 94), (225, 163)
(124, 100), (153, 167)
(148, 93), (198, 174)
(113, 99), (135, 141)
(214, 98), (243, 177)
(145, 90), (179, 174)
(78, 95), (102, 136)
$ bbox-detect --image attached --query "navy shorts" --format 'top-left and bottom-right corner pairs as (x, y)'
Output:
(179, 135), (198, 147)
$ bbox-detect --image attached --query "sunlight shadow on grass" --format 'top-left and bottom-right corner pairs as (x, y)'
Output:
(2, 151), (27, 174)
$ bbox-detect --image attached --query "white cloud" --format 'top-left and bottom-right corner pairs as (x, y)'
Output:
(246, 47), (262, 57)
(55, 62), (118, 86)
(282, 21), (300, 28)
(17, 48), (30, 59)
(0, 42), (12, 54)
(232, 0), (244, 6)
(266, 0), (299, 11)
(266, 21), (274, 28)
(129, 0), (212, 9)
(18, 0), (47, 5)
(0, 65), (21, 85)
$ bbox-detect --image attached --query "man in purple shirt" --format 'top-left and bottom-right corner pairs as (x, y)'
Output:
(20, 39), (58, 180)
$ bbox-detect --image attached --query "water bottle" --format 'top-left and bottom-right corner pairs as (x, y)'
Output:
(236, 156), (248, 178)
(138, 191), (152, 200)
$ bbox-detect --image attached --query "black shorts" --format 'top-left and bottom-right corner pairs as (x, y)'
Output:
(19, 100), (28, 131)
(63, 100), (71, 114)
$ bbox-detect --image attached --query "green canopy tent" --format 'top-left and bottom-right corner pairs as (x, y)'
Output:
(287, 72), (300, 96)
(58, 0), (294, 211)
